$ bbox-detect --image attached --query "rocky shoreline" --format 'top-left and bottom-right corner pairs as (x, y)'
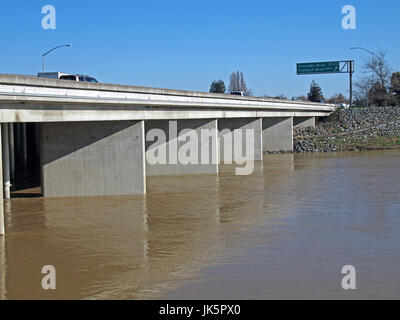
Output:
(278, 106), (400, 154)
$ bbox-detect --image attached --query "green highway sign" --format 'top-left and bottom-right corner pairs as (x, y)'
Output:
(296, 60), (354, 107)
(297, 61), (341, 75)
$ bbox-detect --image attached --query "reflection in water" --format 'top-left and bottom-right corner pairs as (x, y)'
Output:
(0, 236), (5, 300)
(1, 151), (400, 299)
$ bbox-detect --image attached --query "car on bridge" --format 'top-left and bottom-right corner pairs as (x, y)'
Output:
(60, 74), (98, 83)
(38, 72), (98, 83)
(230, 91), (249, 97)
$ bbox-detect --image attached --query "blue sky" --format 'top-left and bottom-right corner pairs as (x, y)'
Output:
(0, 0), (399, 98)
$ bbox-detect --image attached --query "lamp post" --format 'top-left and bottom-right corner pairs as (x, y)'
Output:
(351, 47), (376, 106)
(42, 44), (72, 72)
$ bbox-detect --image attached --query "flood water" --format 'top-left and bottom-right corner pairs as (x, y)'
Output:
(1, 151), (400, 300)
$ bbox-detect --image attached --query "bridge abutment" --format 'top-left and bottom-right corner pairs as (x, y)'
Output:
(262, 117), (293, 153)
(40, 121), (146, 197)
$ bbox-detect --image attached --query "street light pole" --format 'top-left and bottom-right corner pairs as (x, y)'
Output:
(350, 47), (376, 107)
(42, 44), (72, 72)
(349, 60), (354, 107)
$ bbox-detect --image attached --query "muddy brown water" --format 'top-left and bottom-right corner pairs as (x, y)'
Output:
(1, 151), (400, 299)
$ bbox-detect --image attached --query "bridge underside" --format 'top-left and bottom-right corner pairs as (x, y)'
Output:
(37, 116), (312, 197)
(0, 116), (317, 200)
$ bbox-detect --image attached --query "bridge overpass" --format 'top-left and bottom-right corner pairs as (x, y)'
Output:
(0, 74), (334, 234)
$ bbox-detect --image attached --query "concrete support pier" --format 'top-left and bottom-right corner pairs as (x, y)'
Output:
(145, 119), (219, 176)
(0, 127), (4, 235)
(218, 118), (263, 163)
(1, 124), (10, 199)
(40, 121), (146, 197)
(262, 117), (293, 153)
(293, 116), (316, 129)
(20, 123), (28, 171)
(8, 123), (15, 181)
(34, 123), (40, 156)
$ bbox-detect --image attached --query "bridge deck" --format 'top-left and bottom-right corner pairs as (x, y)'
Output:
(0, 74), (334, 123)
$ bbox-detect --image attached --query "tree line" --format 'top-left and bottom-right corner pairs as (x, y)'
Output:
(210, 71), (252, 95)
(209, 54), (400, 107)
(354, 50), (399, 107)
(299, 51), (400, 106)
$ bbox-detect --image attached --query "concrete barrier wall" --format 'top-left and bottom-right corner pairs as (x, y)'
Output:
(262, 117), (293, 153)
(40, 121), (146, 197)
(293, 116), (316, 128)
(145, 119), (218, 176)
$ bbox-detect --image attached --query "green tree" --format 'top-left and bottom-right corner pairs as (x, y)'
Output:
(209, 80), (226, 94)
(369, 81), (389, 106)
(390, 72), (400, 105)
(307, 81), (324, 102)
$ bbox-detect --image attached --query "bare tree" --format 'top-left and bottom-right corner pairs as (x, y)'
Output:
(228, 71), (251, 95)
(362, 50), (392, 106)
(240, 72), (248, 93)
(228, 72), (236, 92)
(236, 71), (240, 91)
(366, 50), (391, 89)
(327, 93), (349, 104)
(295, 95), (308, 102)
(354, 78), (372, 107)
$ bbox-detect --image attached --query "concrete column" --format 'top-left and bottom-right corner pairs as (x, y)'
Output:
(218, 118), (263, 164)
(145, 119), (219, 176)
(21, 123), (28, 171)
(0, 127), (4, 235)
(14, 123), (20, 152)
(293, 116), (316, 128)
(1, 124), (10, 199)
(262, 117), (293, 153)
(40, 120), (146, 197)
(34, 123), (40, 156)
(8, 123), (15, 181)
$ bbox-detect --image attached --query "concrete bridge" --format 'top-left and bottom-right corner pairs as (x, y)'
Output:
(0, 74), (334, 234)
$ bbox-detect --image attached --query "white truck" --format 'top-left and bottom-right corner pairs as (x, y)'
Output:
(38, 72), (71, 79)
(38, 72), (98, 83)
